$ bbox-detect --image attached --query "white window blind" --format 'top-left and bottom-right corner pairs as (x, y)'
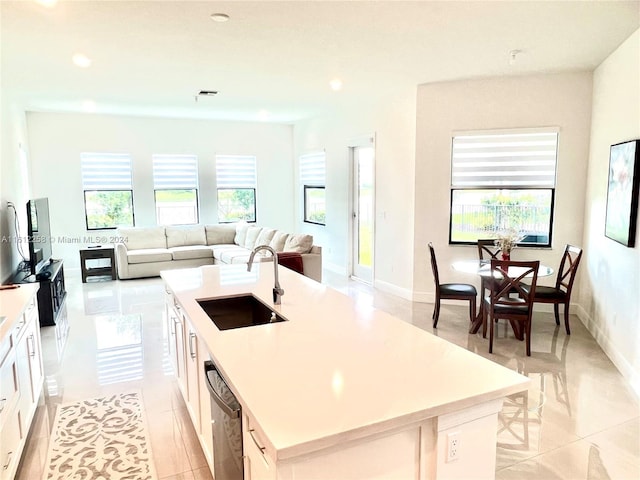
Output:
(451, 130), (558, 187)
(153, 154), (198, 189)
(81, 153), (132, 190)
(215, 155), (257, 188)
(300, 152), (326, 186)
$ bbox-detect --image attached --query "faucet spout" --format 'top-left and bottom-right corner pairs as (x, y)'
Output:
(248, 244), (284, 305)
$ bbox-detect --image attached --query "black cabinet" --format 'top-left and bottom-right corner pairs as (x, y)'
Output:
(12, 260), (67, 327)
(38, 260), (67, 326)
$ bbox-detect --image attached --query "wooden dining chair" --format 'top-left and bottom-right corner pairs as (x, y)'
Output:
(522, 244), (582, 335)
(483, 259), (539, 356)
(477, 238), (501, 260)
(428, 243), (477, 328)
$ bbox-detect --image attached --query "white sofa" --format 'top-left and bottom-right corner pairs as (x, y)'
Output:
(114, 224), (322, 282)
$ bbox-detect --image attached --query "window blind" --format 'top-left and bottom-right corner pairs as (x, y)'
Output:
(81, 153), (132, 190)
(300, 152), (326, 186)
(451, 130), (558, 187)
(215, 155), (257, 188)
(153, 154), (198, 189)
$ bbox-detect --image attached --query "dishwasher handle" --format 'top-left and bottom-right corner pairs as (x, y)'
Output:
(204, 360), (241, 419)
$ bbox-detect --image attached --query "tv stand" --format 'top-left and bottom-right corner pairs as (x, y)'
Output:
(12, 260), (67, 327)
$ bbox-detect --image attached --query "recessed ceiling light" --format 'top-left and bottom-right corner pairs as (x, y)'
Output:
(329, 78), (343, 91)
(257, 110), (270, 121)
(210, 13), (230, 22)
(72, 53), (92, 68)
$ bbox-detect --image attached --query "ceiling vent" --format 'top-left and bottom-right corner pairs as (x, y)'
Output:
(198, 90), (218, 96)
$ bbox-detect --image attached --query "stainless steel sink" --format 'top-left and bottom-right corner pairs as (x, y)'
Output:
(197, 295), (286, 331)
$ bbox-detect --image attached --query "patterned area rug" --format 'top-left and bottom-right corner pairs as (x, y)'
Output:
(43, 392), (157, 480)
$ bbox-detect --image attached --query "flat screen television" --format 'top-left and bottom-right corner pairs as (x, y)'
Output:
(26, 197), (53, 277)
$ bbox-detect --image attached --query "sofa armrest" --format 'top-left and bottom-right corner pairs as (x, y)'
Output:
(301, 245), (322, 282)
(114, 242), (130, 279)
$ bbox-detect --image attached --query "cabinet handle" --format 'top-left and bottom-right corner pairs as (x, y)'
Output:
(249, 428), (266, 454)
(2, 451), (11, 470)
(0, 398), (6, 413)
(28, 334), (36, 357)
(189, 332), (197, 359)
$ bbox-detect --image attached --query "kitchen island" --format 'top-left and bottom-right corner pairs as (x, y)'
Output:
(162, 264), (528, 480)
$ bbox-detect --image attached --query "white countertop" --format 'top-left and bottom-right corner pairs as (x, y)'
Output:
(0, 283), (39, 341)
(162, 265), (529, 461)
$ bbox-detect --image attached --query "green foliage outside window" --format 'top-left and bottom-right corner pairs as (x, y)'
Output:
(217, 188), (256, 222)
(84, 190), (134, 229)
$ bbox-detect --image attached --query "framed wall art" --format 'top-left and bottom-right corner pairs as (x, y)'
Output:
(604, 139), (640, 247)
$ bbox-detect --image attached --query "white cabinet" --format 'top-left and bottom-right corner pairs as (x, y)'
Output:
(166, 292), (187, 397)
(164, 289), (214, 472)
(0, 286), (43, 480)
(242, 413), (276, 480)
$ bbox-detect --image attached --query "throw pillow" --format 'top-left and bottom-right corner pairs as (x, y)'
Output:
(269, 231), (289, 252)
(283, 233), (313, 254)
(234, 222), (250, 246)
(255, 228), (276, 247)
(244, 226), (263, 249)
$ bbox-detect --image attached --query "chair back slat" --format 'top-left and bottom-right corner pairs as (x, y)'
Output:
(428, 243), (440, 286)
(556, 244), (583, 294)
(477, 239), (501, 260)
(489, 260), (539, 308)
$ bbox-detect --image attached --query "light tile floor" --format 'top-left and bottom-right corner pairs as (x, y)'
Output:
(15, 268), (639, 480)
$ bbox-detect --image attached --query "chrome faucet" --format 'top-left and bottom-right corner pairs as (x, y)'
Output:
(247, 245), (284, 305)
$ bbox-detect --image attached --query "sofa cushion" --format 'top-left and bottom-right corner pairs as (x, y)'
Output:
(244, 226), (263, 249)
(220, 249), (255, 264)
(229, 253), (273, 265)
(269, 231), (289, 252)
(127, 248), (173, 264)
(234, 223), (250, 246)
(255, 228), (276, 248)
(283, 233), (314, 253)
(166, 225), (206, 248)
(170, 246), (214, 261)
(206, 224), (237, 245)
(119, 227), (167, 250)
(212, 245), (248, 262)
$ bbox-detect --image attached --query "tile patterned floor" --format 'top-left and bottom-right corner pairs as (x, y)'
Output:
(15, 268), (639, 479)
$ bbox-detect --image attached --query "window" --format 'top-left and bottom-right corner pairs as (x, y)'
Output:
(215, 155), (257, 223)
(300, 152), (326, 225)
(81, 153), (134, 229)
(153, 154), (199, 225)
(449, 128), (558, 246)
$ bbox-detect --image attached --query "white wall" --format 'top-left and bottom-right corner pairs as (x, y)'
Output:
(0, 99), (32, 282)
(294, 89), (417, 297)
(26, 112), (295, 269)
(413, 72), (593, 301)
(581, 29), (640, 393)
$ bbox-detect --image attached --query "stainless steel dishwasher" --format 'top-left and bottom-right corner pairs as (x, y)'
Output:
(204, 360), (243, 480)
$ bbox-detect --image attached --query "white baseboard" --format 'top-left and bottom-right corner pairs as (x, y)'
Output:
(373, 279), (413, 301)
(575, 304), (640, 397)
(322, 262), (348, 276)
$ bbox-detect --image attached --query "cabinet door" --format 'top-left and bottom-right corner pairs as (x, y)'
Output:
(197, 338), (214, 469)
(243, 415), (276, 480)
(185, 319), (201, 431)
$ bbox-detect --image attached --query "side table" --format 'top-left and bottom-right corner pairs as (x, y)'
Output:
(79, 246), (116, 282)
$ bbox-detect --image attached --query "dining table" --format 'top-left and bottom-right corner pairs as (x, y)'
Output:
(452, 259), (555, 337)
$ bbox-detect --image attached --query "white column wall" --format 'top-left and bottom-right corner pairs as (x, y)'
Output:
(293, 91), (417, 297)
(581, 29), (640, 393)
(25, 112), (294, 269)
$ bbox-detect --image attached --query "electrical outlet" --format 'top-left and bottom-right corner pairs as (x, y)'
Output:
(446, 431), (460, 462)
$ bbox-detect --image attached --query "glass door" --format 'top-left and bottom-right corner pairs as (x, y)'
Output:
(351, 146), (375, 283)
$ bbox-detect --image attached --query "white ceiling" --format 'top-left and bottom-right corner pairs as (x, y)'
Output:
(2, 0), (639, 123)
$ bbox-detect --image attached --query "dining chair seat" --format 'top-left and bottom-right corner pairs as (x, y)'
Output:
(489, 300), (529, 316)
(440, 283), (477, 296)
(428, 243), (477, 328)
(522, 284), (566, 300)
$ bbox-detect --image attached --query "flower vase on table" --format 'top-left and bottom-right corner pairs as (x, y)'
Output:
(501, 251), (511, 261)
(495, 229), (524, 261)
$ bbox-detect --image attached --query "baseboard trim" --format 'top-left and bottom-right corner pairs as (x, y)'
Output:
(373, 279), (413, 301)
(575, 304), (640, 397)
